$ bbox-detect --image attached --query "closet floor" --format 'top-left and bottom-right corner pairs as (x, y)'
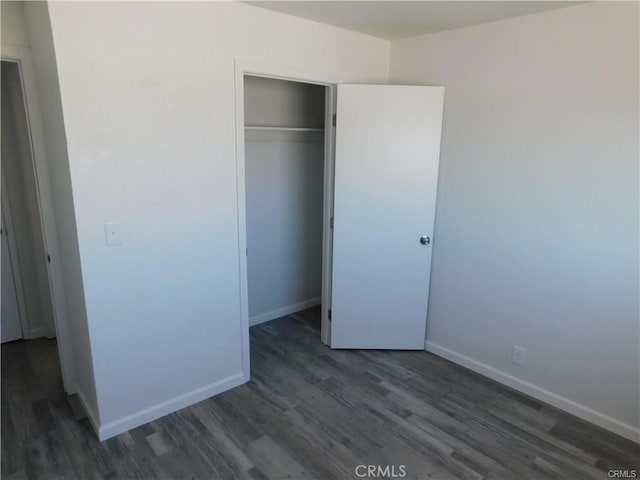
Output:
(2, 307), (638, 479)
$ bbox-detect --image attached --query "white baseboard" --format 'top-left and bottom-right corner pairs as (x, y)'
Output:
(425, 341), (640, 444)
(76, 388), (101, 436)
(28, 327), (47, 339)
(64, 381), (78, 396)
(96, 372), (246, 441)
(250, 297), (321, 327)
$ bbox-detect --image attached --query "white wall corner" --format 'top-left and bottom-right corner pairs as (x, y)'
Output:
(28, 327), (47, 339)
(76, 388), (101, 438)
(249, 297), (321, 327)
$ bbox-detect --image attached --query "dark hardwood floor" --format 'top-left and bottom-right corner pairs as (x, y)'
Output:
(2, 307), (638, 479)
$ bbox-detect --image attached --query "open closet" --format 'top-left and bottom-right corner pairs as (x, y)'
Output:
(237, 69), (443, 352)
(243, 75), (328, 330)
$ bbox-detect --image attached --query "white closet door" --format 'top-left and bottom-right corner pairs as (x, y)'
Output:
(330, 84), (444, 349)
(1, 203), (24, 343)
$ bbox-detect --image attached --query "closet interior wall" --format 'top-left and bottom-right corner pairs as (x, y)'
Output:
(244, 75), (326, 326)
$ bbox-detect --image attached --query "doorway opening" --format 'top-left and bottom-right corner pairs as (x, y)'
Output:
(1, 59), (56, 345)
(243, 74), (331, 340)
(236, 67), (337, 377)
(0, 57), (76, 402)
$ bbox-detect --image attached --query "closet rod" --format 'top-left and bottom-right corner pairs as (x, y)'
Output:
(245, 126), (324, 132)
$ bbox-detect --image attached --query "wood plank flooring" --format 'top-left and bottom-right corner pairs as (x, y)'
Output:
(2, 307), (638, 479)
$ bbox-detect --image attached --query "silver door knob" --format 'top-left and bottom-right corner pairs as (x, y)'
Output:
(420, 235), (430, 245)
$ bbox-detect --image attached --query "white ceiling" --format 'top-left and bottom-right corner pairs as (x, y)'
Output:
(243, 1), (586, 40)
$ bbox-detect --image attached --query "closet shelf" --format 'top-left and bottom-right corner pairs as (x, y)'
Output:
(245, 126), (324, 132)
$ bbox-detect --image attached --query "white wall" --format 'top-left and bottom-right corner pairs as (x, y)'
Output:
(22, 1), (99, 420)
(45, 1), (389, 439)
(390, 2), (639, 441)
(245, 130), (325, 324)
(1, 1), (30, 48)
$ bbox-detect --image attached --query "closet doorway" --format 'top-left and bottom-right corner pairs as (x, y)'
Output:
(242, 74), (333, 347)
(236, 63), (444, 374)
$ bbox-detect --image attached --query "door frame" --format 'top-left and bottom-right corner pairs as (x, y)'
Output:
(1, 46), (77, 394)
(234, 59), (338, 379)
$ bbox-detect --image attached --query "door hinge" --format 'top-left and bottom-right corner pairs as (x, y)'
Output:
(330, 216), (334, 229)
(328, 309), (332, 321)
(332, 114), (336, 127)
(246, 248), (248, 256)
(47, 254), (51, 263)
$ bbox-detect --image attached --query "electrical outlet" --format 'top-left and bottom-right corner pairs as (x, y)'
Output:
(512, 345), (526, 366)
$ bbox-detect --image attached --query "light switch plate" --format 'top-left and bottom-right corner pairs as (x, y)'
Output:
(512, 345), (526, 366)
(105, 222), (125, 246)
